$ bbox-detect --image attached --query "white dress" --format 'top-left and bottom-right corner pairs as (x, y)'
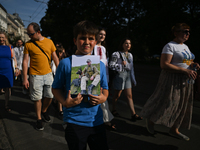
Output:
(93, 45), (114, 122)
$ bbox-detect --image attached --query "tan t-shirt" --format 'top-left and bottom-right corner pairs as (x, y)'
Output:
(24, 37), (56, 75)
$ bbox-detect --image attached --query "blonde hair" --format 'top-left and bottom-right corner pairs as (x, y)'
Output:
(0, 31), (9, 45)
(171, 23), (190, 33)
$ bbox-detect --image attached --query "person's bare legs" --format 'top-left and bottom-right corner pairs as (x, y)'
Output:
(4, 88), (11, 111)
(0, 88), (5, 94)
(123, 88), (136, 116)
(169, 123), (190, 141)
(34, 100), (42, 120)
(34, 98), (52, 121)
(169, 125), (189, 140)
(58, 102), (62, 112)
(42, 97), (52, 113)
(169, 126), (179, 134)
(112, 89), (122, 112)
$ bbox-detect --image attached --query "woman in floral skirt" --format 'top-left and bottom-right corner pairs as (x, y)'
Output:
(140, 23), (199, 141)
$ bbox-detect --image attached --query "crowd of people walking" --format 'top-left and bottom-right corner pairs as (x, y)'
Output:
(0, 21), (199, 150)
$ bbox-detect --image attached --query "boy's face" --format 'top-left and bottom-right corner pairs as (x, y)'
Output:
(74, 34), (96, 55)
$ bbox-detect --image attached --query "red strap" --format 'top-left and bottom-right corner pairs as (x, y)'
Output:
(9, 45), (13, 58)
(98, 47), (102, 59)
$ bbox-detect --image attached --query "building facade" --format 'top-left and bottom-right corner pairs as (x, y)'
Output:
(0, 4), (7, 32)
(0, 3), (29, 44)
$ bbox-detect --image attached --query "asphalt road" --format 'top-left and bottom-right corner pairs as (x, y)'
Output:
(1, 63), (200, 150)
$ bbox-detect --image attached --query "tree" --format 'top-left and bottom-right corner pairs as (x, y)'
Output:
(40, 0), (143, 55)
(40, 0), (200, 61)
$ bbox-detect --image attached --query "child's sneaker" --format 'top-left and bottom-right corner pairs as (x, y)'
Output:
(41, 111), (51, 122)
(36, 119), (44, 131)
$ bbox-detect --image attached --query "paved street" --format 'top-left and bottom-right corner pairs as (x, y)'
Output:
(1, 64), (200, 150)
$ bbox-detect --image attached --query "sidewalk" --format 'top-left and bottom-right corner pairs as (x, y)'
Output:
(1, 64), (200, 150)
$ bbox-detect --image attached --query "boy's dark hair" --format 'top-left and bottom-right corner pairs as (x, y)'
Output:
(28, 22), (40, 32)
(73, 20), (98, 39)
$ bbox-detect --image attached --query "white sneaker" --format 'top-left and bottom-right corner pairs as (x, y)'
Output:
(169, 132), (190, 141)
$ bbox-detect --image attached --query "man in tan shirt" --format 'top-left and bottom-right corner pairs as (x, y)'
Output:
(23, 22), (59, 131)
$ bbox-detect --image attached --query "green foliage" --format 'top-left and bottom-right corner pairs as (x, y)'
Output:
(40, 0), (200, 62)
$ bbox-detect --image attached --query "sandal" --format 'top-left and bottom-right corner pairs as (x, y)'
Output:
(104, 122), (117, 131)
(131, 114), (143, 122)
(112, 110), (121, 117)
(5, 106), (12, 112)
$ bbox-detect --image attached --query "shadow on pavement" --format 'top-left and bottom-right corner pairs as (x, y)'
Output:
(107, 131), (178, 150)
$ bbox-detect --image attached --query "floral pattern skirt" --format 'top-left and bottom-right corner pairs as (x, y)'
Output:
(140, 70), (193, 129)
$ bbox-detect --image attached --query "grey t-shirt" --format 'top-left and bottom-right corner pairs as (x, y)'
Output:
(162, 41), (195, 69)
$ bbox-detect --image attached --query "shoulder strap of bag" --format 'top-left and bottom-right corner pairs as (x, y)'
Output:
(118, 51), (124, 61)
(9, 45), (13, 58)
(31, 40), (50, 61)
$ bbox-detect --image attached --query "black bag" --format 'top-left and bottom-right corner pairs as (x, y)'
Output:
(108, 51), (124, 81)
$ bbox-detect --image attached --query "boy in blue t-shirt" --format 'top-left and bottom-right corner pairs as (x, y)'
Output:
(52, 20), (109, 150)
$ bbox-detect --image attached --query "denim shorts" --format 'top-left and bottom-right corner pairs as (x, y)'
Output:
(113, 71), (131, 90)
(29, 72), (54, 101)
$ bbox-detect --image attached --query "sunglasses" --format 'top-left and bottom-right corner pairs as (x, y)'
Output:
(182, 30), (190, 35)
(28, 32), (36, 37)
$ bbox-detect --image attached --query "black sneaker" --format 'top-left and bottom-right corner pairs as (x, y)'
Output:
(41, 111), (51, 122)
(36, 119), (44, 131)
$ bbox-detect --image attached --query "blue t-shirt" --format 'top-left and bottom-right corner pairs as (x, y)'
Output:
(52, 56), (108, 127)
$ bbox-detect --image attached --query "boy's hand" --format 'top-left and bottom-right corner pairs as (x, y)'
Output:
(64, 90), (83, 108)
(88, 88), (108, 105)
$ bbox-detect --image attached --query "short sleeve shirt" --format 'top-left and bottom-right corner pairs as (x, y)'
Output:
(24, 37), (56, 75)
(52, 56), (108, 127)
(162, 41), (195, 69)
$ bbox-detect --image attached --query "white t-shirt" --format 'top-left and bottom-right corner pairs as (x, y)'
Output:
(14, 46), (30, 70)
(51, 60), (56, 76)
(162, 41), (195, 69)
(14, 46), (24, 70)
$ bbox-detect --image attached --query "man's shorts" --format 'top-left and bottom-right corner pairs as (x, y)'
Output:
(29, 72), (53, 101)
(113, 71), (131, 90)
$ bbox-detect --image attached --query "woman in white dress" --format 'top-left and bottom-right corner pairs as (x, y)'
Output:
(93, 27), (116, 130)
